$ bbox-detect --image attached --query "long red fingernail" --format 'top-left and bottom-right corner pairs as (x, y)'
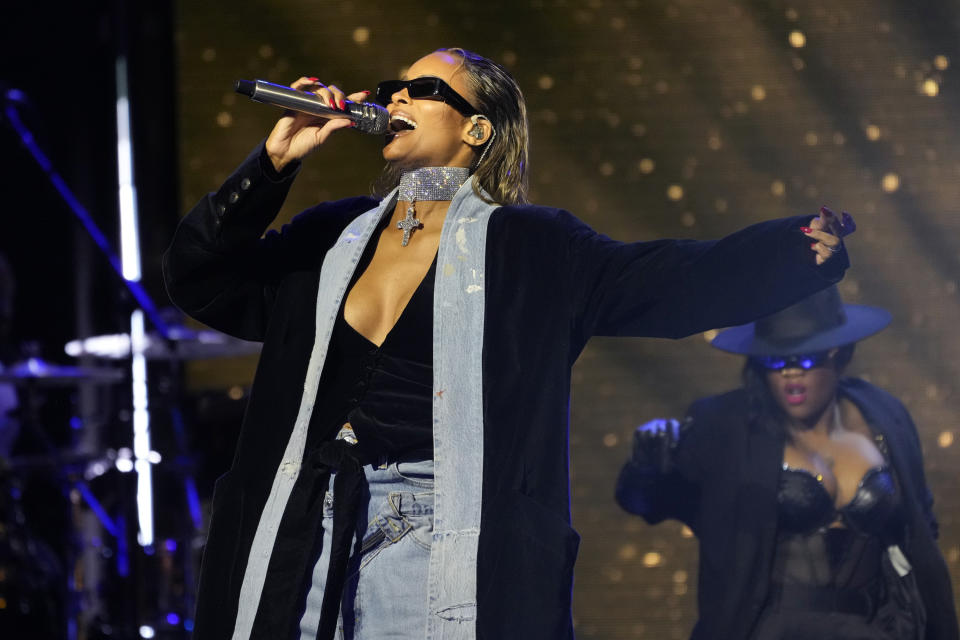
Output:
(308, 77), (319, 82)
(362, 90), (371, 94)
(339, 99), (346, 110)
(810, 243), (818, 249)
(800, 226), (812, 233)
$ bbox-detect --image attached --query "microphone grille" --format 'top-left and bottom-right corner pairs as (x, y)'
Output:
(234, 79), (256, 97)
(354, 102), (389, 135)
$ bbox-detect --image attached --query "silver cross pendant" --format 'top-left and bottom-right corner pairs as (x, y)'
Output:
(397, 203), (422, 247)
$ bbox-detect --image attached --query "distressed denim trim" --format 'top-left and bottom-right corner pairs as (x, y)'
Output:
(428, 183), (496, 640)
(230, 191), (397, 640)
(231, 183), (494, 640)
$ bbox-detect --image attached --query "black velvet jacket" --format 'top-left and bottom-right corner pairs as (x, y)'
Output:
(163, 143), (848, 639)
(616, 378), (958, 640)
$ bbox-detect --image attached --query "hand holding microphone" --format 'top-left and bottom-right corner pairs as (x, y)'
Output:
(243, 77), (388, 172)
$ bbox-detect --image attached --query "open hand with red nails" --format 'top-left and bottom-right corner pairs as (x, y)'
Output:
(801, 206), (855, 265)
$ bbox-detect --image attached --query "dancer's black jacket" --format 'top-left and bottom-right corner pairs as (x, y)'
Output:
(617, 378), (959, 640)
(163, 143), (849, 639)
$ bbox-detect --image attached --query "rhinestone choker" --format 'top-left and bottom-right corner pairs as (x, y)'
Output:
(395, 166), (471, 246)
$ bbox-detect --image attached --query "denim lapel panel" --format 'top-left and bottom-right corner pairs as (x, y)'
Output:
(231, 190), (396, 640)
(428, 182), (496, 639)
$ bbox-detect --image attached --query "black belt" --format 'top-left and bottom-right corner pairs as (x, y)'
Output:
(769, 582), (881, 617)
(248, 441), (432, 639)
(306, 440), (370, 640)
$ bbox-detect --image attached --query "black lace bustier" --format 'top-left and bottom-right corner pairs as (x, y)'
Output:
(770, 459), (903, 593)
(777, 465), (899, 535)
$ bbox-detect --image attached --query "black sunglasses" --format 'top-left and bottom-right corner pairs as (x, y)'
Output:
(375, 77), (479, 117)
(752, 351), (833, 371)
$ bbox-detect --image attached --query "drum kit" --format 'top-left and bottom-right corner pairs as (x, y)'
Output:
(0, 327), (259, 639)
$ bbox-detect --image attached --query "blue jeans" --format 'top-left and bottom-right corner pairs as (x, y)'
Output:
(299, 459), (435, 640)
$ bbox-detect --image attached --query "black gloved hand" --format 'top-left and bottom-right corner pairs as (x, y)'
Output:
(631, 418), (686, 474)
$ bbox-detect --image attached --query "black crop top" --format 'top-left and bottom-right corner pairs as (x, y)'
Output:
(305, 218), (435, 461)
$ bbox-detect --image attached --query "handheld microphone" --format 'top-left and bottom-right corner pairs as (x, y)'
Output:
(234, 79), (389, 135)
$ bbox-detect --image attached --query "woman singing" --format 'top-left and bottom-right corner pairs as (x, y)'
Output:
(164, 48), (852, 640)
(616, 286), (958, 639)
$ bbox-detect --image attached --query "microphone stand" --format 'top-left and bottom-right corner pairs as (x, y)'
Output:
(1, 99), (172, 342)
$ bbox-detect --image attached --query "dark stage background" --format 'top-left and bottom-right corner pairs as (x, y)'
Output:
(4, 0), (960, 638)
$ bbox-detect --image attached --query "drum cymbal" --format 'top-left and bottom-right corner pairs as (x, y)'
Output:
(0, 358), (124, 386)
(64, 327), (261, 361)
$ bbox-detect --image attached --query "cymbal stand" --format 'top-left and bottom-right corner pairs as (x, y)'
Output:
(5, 91), (203, 636)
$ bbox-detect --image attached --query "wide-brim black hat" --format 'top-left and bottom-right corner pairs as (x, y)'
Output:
(710, 285), (891, 356)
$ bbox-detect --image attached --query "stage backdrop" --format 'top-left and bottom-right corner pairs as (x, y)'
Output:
(174, 0), (960, 636)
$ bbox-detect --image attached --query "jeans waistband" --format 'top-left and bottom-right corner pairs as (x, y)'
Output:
(365, 457), (434, 488)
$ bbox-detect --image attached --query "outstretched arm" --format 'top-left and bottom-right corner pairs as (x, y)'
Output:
(569, 207), (854, 341)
